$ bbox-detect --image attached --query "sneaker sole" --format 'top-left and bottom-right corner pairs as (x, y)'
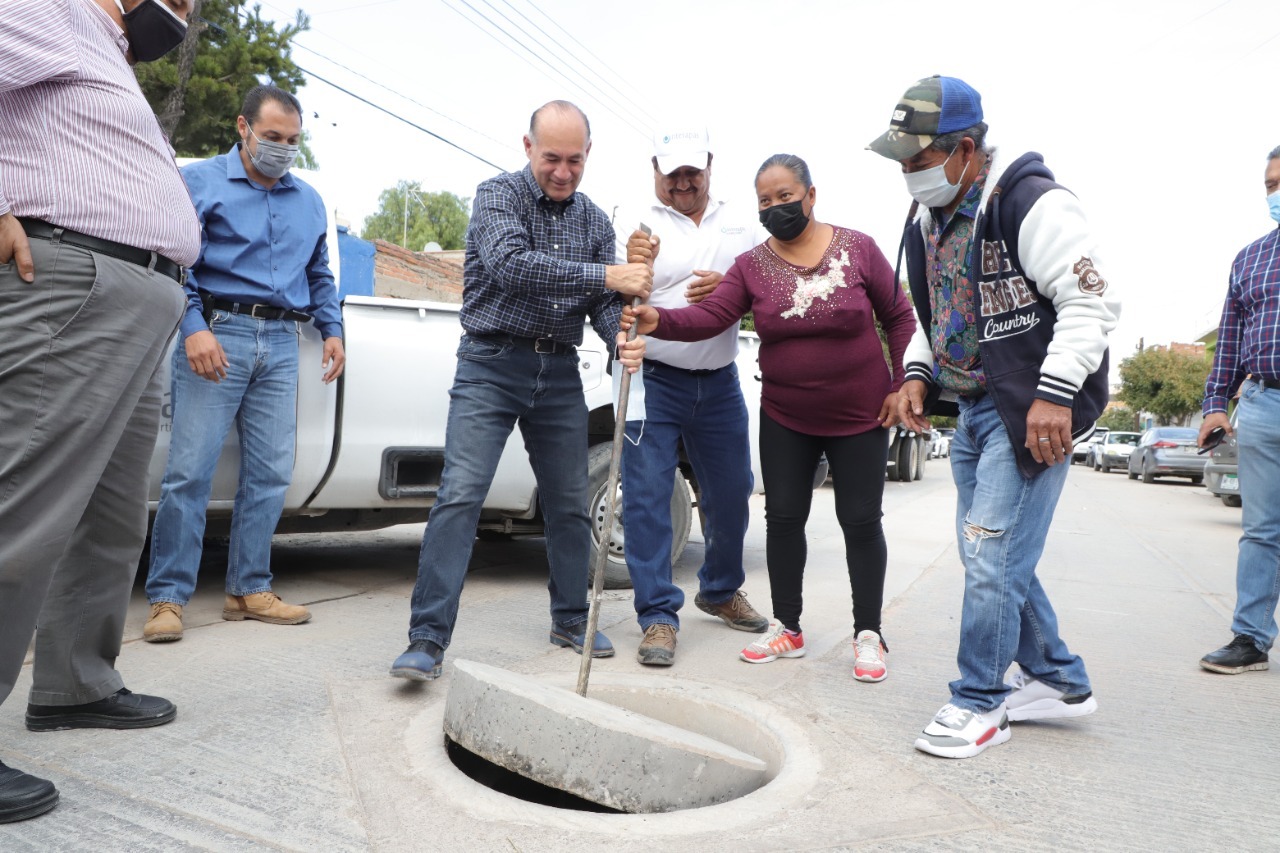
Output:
(1007, 695), (1097, 721)
(389, 664), (442, 681)
(740, 648), (806, 664)
(1199, 659), (1269, 675)
(853, 668), (887, 683)
(914, 724), (1011, 759)
(0, 788), (58, 823)
(142, 631), (183, 643)
(25, 707), (177, 732)
(549, 633), (616, 658)
(222, 611), (311, 625)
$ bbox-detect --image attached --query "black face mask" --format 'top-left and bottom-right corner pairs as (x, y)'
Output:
(123, 0), (188, 63)
(759, 199), (809, 241)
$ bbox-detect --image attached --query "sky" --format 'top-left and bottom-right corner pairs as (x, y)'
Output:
(251, 0), (1280, 371)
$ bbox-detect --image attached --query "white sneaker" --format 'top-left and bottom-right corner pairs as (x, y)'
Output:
(1006, 669), (1097, 722)
(914, 703), (1011, 759)
(852, 630), (887, 682)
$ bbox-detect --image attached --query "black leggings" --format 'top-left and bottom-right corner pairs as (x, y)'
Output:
(759, 409), (889, 636)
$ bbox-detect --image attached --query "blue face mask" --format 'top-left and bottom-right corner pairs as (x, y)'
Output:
(1269, 190), (1280, 224)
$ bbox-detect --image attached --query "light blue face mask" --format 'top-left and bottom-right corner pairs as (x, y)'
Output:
(1269, 190), (1280, 224)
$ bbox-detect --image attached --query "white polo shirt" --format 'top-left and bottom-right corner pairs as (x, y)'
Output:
(614, 196), (766, 370)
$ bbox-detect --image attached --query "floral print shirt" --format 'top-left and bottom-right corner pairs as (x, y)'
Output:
(925, 158), (993, 396)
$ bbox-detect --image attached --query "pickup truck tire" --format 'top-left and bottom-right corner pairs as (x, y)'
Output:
(913, 438), (926, 480)
(1222, 494), (1242, 508)
(586, 443), (692, 590)
(897, 434), (918, 483)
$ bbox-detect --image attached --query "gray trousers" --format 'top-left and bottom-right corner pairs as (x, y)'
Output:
(0, 235), (184, 707)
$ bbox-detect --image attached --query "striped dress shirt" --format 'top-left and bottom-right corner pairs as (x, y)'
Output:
(459, 166), (622, 346)
(0, 0), (200, 266)
(1204, 226), (1280, 414)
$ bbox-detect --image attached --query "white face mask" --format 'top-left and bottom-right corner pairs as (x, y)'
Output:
(904, 146), (965, 208)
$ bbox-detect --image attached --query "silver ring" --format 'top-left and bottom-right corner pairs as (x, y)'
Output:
(1037, 437), (1051, 443)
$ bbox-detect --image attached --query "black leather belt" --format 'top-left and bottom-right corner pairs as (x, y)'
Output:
(475, 334), (575, 355)
(648, 358), (727, 377)
(205, 294), (310, 322)
(1257, 378), (1280, 390)
(19, 217), (184, 284)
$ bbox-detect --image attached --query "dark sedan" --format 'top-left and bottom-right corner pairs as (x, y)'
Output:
(1127, 427), (1205, 484)
(1204, 409), (1241, 507)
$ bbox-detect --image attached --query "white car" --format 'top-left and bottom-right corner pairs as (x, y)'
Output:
(1091, 431), (1140, 473)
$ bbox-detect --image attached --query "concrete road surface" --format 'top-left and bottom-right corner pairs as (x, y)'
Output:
(2, 458), (1277, 851)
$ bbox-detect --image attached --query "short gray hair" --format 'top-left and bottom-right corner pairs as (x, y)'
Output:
(930, 122), (989, 155)
(529, 100), (591, 143)
(1268, 144), (1280, 161)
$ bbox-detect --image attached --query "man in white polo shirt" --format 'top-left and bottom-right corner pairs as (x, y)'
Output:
(617, 127), (768, 666)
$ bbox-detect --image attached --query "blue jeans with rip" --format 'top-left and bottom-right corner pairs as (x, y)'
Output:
(947, 394), (1091, 712)
(621, 360), (752, 631)
(1230, 379), (1280, 651)
(406, 335), (592, 651)
(147, 311), (299, 605)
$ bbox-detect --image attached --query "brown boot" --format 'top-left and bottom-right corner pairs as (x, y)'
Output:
(222, 592), (311, 625)
(637, 623), (677, 666)
(143, 603), (184, 643)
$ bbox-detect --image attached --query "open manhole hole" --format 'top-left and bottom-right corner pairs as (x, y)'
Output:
(441, 662), (788, 815)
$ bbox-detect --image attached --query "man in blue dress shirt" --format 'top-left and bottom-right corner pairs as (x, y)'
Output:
(143, 85), (345, 642)
(390, 100), (651, 680)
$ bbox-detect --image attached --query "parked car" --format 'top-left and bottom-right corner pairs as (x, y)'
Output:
(930, 428), (954, 459)
(1204, 407), (1241, 507)
(1073, 427), (1108, 464)
(1126, 426), (1205, 484)
(1091, 431), (1140, 473)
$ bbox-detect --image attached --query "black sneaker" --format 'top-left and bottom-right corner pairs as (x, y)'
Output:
(25, 688), (176, 732)
(1200, 634), (1269, 674)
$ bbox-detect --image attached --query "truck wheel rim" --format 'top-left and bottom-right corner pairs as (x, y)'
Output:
(591, 483), (625, 559)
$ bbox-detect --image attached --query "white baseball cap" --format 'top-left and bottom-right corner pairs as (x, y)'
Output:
(653, 127), (710, 174)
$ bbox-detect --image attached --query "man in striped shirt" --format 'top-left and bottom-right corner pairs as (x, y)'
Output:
(0, 0), (198, 823)
(1198, 145), (1280, 676)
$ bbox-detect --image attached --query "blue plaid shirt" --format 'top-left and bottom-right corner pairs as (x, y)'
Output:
(1205, 226), (1280, 413)
(458, 165), (622, 346)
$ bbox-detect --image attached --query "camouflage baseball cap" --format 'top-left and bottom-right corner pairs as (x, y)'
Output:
(867, 75), (984, 161)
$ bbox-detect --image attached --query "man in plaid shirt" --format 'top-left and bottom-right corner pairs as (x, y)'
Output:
(390, 101), (652, 680)
(1199, 144), (1280, 676)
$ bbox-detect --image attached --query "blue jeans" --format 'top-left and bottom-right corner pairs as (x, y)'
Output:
(621, 361), (752, 630)
(948, 394), (1091, 712)
(1231, 379), (1280, 650)
(146, 311), (299, 605)
(407, 335), (592, 650)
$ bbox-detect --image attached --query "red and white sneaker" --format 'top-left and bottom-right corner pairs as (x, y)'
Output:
(740, 621), (805, 664)
(914, 702), (1011, 759)
(852, 630), (887, 682)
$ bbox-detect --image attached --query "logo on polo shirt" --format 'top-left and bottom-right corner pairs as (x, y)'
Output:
(721, 226), (746, 235)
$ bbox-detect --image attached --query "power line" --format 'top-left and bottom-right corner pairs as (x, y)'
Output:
(477, 0), (656, 129)
(291, 41), (515, 154)
(505, 0), (656, 127)
(296, 64), (508, 171)
(438, 0), (649, 138)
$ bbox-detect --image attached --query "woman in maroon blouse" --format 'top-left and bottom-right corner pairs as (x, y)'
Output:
(626, 153), (916, 681)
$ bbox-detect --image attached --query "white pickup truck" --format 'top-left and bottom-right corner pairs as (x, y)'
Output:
(147, 296), (772, 588)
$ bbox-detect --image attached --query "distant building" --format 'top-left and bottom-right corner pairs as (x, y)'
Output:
(335, 227), (463, 303)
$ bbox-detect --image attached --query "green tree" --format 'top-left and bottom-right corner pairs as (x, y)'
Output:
(134, 0), (309, 158)
(361, 182), (470, 251)
(1097, 406), (1140, 432)
(1118, 348), (1210, 426)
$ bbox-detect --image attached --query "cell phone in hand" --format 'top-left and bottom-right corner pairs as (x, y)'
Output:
(639, 222), (651, 237)
(1198, 426), (1227, 454)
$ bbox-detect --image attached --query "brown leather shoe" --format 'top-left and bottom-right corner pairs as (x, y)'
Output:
(143, 602), (184, 643)
(222, 591), (311, 625)
(637, 623), (677, 666)
(694, 590), (769, 632)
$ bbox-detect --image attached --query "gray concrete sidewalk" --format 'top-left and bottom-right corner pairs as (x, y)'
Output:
(2, 467), (1277, 851)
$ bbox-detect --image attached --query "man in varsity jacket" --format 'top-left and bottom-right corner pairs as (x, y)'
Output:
(868, 75), (1121, 759)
